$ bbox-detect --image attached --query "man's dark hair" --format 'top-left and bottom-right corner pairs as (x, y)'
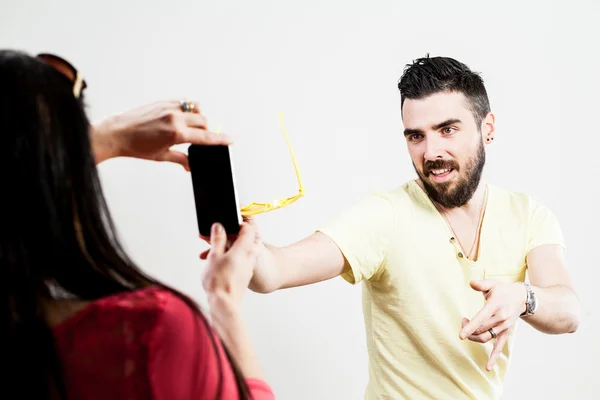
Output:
(398, 54), (491, 128)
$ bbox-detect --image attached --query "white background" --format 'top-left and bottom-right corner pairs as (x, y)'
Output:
(2, 0), (598, 398)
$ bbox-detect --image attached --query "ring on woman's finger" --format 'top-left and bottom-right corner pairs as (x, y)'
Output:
(179, 99), (195, 112)
(489, 328), (497, 339)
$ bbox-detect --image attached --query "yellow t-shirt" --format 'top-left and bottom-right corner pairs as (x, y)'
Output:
(317, 180), (565, 400)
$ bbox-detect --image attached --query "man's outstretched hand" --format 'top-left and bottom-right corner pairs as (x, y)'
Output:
(460, 279), (527, 371)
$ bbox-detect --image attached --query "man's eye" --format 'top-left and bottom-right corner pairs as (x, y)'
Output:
(442, 127), (456, 134)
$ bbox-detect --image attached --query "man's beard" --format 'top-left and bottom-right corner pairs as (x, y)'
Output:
(414, 139), (485, 209)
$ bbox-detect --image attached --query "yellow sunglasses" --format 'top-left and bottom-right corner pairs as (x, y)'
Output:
(216, 111), (304, 217)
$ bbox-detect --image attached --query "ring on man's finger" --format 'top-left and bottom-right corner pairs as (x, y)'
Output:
(179, 99), (195, 112)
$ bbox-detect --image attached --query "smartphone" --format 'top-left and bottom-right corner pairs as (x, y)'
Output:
(188, 144), (242, 237)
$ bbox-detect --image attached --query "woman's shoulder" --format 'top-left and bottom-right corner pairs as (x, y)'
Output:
(92, 285), (187, 314)
(52, 285), (198, 336)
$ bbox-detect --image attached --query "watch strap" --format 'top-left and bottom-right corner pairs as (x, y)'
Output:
(520, 281), (536, 317)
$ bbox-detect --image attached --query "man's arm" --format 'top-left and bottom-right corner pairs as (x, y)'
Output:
(249, 194), (396, 294)
(460, 247), (580, 342)
(459, 244), (580, 371)
(459, 202), (579, 370)
(250, 232), (348, 293)
(521, 244), (581, 334)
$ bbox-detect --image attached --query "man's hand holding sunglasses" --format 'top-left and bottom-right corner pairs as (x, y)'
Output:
(91, 99), (233, 170)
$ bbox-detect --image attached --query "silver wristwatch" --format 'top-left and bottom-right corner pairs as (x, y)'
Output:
(520, 281), (538, 317)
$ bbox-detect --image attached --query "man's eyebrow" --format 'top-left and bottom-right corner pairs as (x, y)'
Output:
(403, 128), (423, 136)
(403, 118), (462, 137)
(432, 118), (462, 130)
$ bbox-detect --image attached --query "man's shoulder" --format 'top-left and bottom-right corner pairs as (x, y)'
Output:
(370, 180), (434, 215)
(323, 181), (417, 227)
(489, 185), (565, 249)
(368, 180), (420, 204)
(488, 184), (555, 219)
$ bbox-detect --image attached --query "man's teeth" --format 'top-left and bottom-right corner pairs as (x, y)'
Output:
(431, 168), (452, 175)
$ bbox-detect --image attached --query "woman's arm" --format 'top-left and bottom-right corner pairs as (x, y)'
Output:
(149, 289), (275, 399)
(90, 118), (120, 164)
(201, 222), (266, 379)
(207, 291), (265, 380)
(89, 100), (232, 168)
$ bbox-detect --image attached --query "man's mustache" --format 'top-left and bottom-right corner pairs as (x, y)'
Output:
(424, 159), (459, 176)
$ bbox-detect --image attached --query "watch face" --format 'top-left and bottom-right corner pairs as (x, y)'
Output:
(529, 293), (538, 314)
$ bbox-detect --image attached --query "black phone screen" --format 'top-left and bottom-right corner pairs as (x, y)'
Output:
(188, 144), (242, 237)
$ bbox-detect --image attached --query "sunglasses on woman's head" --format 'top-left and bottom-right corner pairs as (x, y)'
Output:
(36, 53), (87, 98)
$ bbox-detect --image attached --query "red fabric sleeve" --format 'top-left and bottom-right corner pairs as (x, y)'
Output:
(149, 291), (276, 400)
(246, 378), (277, 398)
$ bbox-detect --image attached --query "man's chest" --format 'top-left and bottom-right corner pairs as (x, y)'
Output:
(369, 220), (529, 319)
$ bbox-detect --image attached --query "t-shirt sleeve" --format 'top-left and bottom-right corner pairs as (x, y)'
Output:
(148, 293), (276, 400)
(317, 193), (395, 285)
(246, 378), (277, 398)
(526, 199), (565, 254)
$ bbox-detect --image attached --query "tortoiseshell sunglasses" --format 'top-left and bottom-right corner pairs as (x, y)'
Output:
(37, 53), (87, 98)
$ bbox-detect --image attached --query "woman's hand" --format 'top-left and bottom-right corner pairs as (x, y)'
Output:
(202, 222), (260, 310)
(201, 222), (265, 379)
(91, 100), (233, 170)
(200, 216), (284, 295)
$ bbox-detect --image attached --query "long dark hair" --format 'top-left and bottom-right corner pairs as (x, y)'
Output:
(0, 49), (251, 399)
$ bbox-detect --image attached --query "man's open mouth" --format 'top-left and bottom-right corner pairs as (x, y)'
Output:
(429, 168), (453, 177)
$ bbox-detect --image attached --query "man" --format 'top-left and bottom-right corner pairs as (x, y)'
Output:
(245, 56), (581, 399)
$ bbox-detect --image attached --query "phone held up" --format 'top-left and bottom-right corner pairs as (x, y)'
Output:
(188, 144), (242, 238)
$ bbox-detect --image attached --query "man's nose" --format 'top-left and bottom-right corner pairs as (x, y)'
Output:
(423, 137), (444, 161)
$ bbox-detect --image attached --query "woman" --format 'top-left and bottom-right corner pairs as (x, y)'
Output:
(0, 49), (274, 399)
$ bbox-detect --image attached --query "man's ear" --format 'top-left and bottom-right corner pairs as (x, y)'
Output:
(482, 112), (496, 143)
